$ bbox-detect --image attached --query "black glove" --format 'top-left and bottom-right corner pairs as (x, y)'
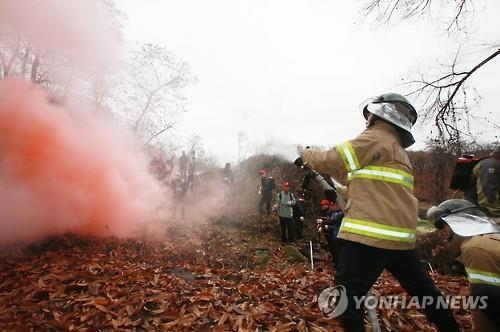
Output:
(450, 260), (466, 276)
(294, 157), (304, 167)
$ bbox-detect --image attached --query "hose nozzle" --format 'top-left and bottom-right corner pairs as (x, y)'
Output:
(293, 157), (304, 168)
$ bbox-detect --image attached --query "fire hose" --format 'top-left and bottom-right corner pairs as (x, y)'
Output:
(294, 157), (381, 332)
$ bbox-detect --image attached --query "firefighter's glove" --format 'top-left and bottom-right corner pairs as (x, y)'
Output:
(450, 260), (467, 277)
(294, 157), (304, 167)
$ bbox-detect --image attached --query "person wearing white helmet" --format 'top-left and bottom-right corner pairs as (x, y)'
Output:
(301, 93), (459, 331)
(427, 199), (500, 332)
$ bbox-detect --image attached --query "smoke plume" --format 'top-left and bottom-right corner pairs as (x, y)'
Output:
(0, 78), (164, 245)
(0, 1), (168, 245)
(0, 0), (120, 74)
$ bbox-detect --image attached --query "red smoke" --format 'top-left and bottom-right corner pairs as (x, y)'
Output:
(0, 78), (163, 245)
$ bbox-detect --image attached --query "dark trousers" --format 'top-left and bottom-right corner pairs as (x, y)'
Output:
(279, 217), (294, 242)
(327, 237), (341, 268)
(259, 194), (272, 214)
(336, 240), (460, 332)
(294, 218), (303, 239)
(471, 284), (500, 330)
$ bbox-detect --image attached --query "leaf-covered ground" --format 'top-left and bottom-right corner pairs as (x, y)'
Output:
(0, 213), (472, 331)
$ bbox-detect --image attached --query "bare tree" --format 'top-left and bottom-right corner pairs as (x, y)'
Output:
(362, 0), (474, 32)
(0, 29), (48, 85)
(407, 47), (500, 152)
(361, 0), (498, 153)
(123, 43), (196, 145)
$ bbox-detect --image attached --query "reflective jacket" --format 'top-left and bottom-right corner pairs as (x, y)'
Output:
(469, 156), (500, 217)
(459, 233), (500, 288)
(458, 233), (500, 332)
(302, 121), (418, 250)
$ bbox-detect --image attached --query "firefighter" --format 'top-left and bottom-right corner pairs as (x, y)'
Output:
(301, 93), (459, 331)
(466, 146), (500, 220)
(427, 199), (500, 332)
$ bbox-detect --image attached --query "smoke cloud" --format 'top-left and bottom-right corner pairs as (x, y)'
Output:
(0, 0), (120, 74)
(0, 1), (232, 246)
(0, 78), (164, 245)
(0, 1), (167, 245)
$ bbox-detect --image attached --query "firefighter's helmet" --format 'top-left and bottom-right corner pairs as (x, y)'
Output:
(360, 93), (418, 148)
(427, 199), (500, 237)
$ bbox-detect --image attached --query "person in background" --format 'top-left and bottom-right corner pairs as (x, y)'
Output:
(222, 162), (234, 184)
(316, 199), (332, 251)
(165, 154), (175, 178)
(274, 181), (296, 243)
(317, 201), (344, 268)
(187, 169), (199, 192)
(293, 193), (306, 239)
(466, 146), (500, 221)
(179, 151), (188, 178)
(170, 175), (188, 218)
(189, 150), (196, 174)
(149, 156), (168, 181)
(258, 170), (276, 214)
(428, 199), (500, 332)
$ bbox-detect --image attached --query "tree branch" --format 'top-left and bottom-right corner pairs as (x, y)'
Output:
(145, 123), (176, 144)
(439, 48), (500, 117)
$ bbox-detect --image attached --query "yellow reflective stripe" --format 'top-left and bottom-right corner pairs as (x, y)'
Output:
(466, 268), (500, 287)
(340, 217), (416, 243)
(348, 166), (414, 190)
(336, 142), (360, 172)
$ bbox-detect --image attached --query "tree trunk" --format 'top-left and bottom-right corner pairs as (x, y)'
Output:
(31, 55), (40, 82)
(21, 46), (31, 77)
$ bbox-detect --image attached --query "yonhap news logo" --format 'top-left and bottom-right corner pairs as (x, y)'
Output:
(317, 285), (348, 318)
(318, 285), (489, 318)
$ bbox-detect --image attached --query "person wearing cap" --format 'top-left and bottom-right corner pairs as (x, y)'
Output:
(275, 181), (296, 243)
(427, 199), (500, 332)
(301, 93), (459, 331)
(258, 170), (276, 214)
(466, 146), (500, 220)
(317, 200), (344, 267)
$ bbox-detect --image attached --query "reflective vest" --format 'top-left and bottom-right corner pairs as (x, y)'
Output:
(459, 234), (500, 287)
(302, 121), (419, 250)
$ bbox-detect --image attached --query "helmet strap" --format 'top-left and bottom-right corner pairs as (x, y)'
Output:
(365, 112), (377, 128)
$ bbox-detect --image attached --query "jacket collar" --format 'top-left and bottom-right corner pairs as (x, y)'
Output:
(368, 120), (403, 146)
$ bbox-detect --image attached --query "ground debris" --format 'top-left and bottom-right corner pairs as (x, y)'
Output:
(0, 216), (471, 331)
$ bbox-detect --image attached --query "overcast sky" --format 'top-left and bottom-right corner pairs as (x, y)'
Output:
(116, 0), (499, 164)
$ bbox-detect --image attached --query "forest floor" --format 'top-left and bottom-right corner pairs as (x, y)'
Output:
(0, 209), (471, 331)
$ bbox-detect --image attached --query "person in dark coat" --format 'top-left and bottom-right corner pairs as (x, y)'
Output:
(293, 194), (306, 239)
(258, 170), (276, 214)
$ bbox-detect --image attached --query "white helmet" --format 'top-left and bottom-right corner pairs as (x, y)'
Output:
(361, 93), (418, 148)
(427, 199), (500, 237)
